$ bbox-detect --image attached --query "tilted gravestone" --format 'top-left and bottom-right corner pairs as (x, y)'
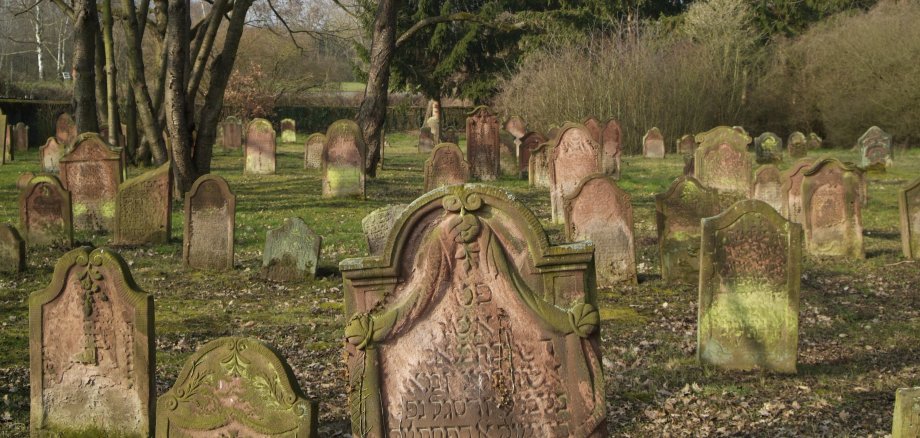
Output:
(465, 106), (500, 181)
(780, 158), (816, 223)
(221, 116), (243, 151)
(892, 387), (920, 438)
(642, 127), (665, 158)
(752, 164), (784, 213)
(655, 176), (721, 284)
(806, 132), (822, 150)
(528, 141), (552, 189)
(583, 117), (602, 144)
(858, 126), (892, 171)
(549, 123), (602, 224)
(322, 120), (367, 199)
(504, 115), (527, 140)
(677, 134), (696, 155)
(58, 133), (123, 232)
(263, 217), (322, 282)
(754, 132), (783, 164)
(601, 118), (622, 176)
(424, 143), (470, 192)
(417, 126), (434, 153)
(518, 132), (546, 178)
(361, 204), (408, 256)
(341, 185), (607, 437)
(303, 132), (325, 169)
(13, 122), (28, 152)
(29, 247), (154, 436)
(18, 175), (73, 248)
(280, 118), (297, 143)
(564, 174), (637, 286)
(0, 224), (25, 272)
(40, 137), (64, 173)
(499, 130), (519, 177)
(694, 126), (753, 197)
(698, 199), (802, 373)
(245, 118), (276, 175)
(898, 177), (920, 259)
(115, 163), (172, 246)
(54, 112), (77, 146)
(156, 337), (318, 437)
(787, 131), (807, 159)
(801, 157), (864, 258)
(183, 175), (236, 270)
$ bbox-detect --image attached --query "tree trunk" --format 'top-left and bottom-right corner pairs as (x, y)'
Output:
(186, 0), (228, 101)
(94, 24), (108, 127)
(72, 0), (99, 133)
(124, 85), (138, 163)
(33, 4), (45, 81)
(101, 0), (120, 146)
(356, 0), (399, 177)
(165, 0), (195, 193)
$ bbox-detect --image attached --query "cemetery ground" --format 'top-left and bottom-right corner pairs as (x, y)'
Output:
(1, 135), (919, 437)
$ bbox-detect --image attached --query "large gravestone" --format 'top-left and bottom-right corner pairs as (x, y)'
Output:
(222, 116), (243, 151)
(518, 132), (546, 178)
(754, 132), (783, 164)
(12, 122), (28, 152)
(303, 132), (325, 169)
(528, 142), (552, 189)
(643, 127), (665, 158)
(565, 175), (637, 286)
(263, 217), (322, 282)
(157, 337), (317, 437)
(583, 117), (602, 144)
(40, 137), (63, 173)
(322, 120), (367, 199)
(780, 158), (816, 223)
(245, 118), (277, 175)
(54, 112), (77, 146)
(466, 106), (500, 181)
(59, 133), (123, 232)
(899, 177), (920, 259)
(341, 185), (607, 437)
(601, 118), (622, 176)
(655, 176), (721, 284)
(280, 118), (297, 143)
(424, 143), (470, 192)
(801, 157), (864, 258)
(549, 123), (601, 224)
(677, 134), (696, 155)
(694, 126), (753, 197)
(504, 115), (527, 140)
(183, 175), (236, 270)
(892, 387), (920, 438)
(18, 175), (73, 248)
(0, 224), (25, 273)
(29, 247), (154, 436)
(752, 164), (783, 213)
(858, 126), (892, 171)
(417, 126), (434, 153)
(698, 199), (802, 373)
(115, 163), (172, 246)
(362, 204), (408, 256)
(787, 131), (807, 158)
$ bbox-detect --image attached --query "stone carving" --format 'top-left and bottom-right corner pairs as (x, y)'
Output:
(892, 387), (920, 438)
(362, 204), (408, 256)
(40, 137), (64, 173)
(12, 122), (28, 152)
(601, 119), (623, 177)
(222, 116), (243, 151)
(0, 224), (25, 272)
(780, 158), (816, 223)
(183, 175), (236, 270)
(303, 132), (325, 170)
(528, 141), (552, 189)
(424, 143), (470, 192)
(549, 123), (602, 224)
(899, 177), (920, 259)
(806, 132), (822, 150)
(115, 163), (171, 246)
(263, 218), (322, 282)
(418, 127), (434, 153)
(694, 126), (753, 197)
(341, 185), (606, 437)
(29, 247), (154, 436)
(858, 126), (892, 171)
(801, 157), (864, 258)
(787, 131), (807, 158)
(698, 199), (802, 373)
(245, 118), (276, 175)
(583, 117), (602, 144)
(518, 132), (546, 178)
(565, 175), (637, 286)
(280, 118), (297, 143)
(754, 132), (783, 164)
(19, 175), (73, 248)
(642, 127), (665, 158)
(58, 133), (123, 232)
(322, 120), (367, 199)
(504, 116), (527, 140)
(466, 106), (500, 181)
(752, 165), (783, 213)
(655, 176), (721, 284)
(54, 112), (77, 146)
(677, 134), (696, 155)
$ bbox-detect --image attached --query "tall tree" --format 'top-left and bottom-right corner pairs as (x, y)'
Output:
(70, 0), (98, 133)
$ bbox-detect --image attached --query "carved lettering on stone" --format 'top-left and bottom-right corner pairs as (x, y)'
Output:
(424, 143), (470, 192)
(362, 204), (408, 256)
(183, 175), (236, 270)
(58, 133), (123, 232)
(858, 126), (892, 171)
(655, 176), (721, 284)
(801, 158), (864, 258)
(549, 123), (601, 224)
(694, 126), (753, 197)
(466, 106), (500, 181)
(115, 164), (172, 246)
(780, 158), (815, 223)
(19, 175), (73, 248)
(303, 132), (325, 170)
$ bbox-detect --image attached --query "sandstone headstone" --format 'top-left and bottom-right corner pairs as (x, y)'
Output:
(752, 165), (784, 212)
(499, 130), (518, 177)
(754, 132), (783, 164)
(19, 175), (73, 248)
(683, 154), (695, 176)
(806, 132), (822, 150)
(0, 224), (25, 272)
(54, 112), (77, 146)
(263, 217), (322, 282)
(341, 185), (607, 437)
(801, 157), (864, 258)
(583, 117), (602, 144)
(787, 131), (807, 158)
(59, 133), (123, 232)
(361, 204), (407, 256)
(601, 119), (622, 177)
(322, 120), (366, 199)
(303, 132), (325, 169)
(418, 126), (434, 153)
(245, 118), (276, 175)
(222, 116), (243, 151)
(655, 176), (720, 284)
(642, 127), (665, 158)
(780, 158), (816, 223)
(898, 177), (920, 259)
(465, 106), (500, 181)
(280, 118), (297, 143)
(424, 143), (470, 191)
(528, 141), (552, 189)
(565, 175), (637, 286)
(16, 172), (35, 191)
(858, 126), (892, 171)
(504, 115), (527, 140)
(40, 137), (63, 173)
(694, 126), (753, 197)
(183, 175), (235, 270)
(2, 122), (11, 163)
(29, 246), (154, 436)
(698, 199), (802, 373)
(519, 132), (546, 178)
(677, 134), (696, 155)
(546, 125), (560, 141)
(115, 163), (171, 246)
(156, 337), (317, 437)
(892, 387), (920, 438)
(12, 122), (28, 152)
(549, 123), (602, 224)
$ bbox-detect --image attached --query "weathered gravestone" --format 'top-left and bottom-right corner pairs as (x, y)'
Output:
(780, 158), (816, 223)
(303, 132), (325, 169)
(643, 127), (666, 158)
(115, 163), (172, 246)
(425, 116), (440, 144)
(0, 224), (25, 272)
(29, 246), (154, 436)
(583, 117), (602, 144)
(322, 120), (366, 199)
(564, 175), (637, 286)
(466, 106), (500, 181)
(16, 172), (34, 191)
(222, 116), (243, 151)
(440, 128), (458, 145)
(59, 133), (123, 232)
(0, 109), (7, 164)
(361, 204), (408, 256)
(504, 115), (527, 140)
(694, 126), (753, 197)
(19, 175), (73, 248)
(801, 157), (864, 258)
(752, 165), (784, 213)
(499, 130), (519, 177)
(183, 174), (235, 270)
(698, 199), (802, 373)
(12, 122), (28, 152)
(806, 132), (823, 150)
(528, 141), (552, 189)
(858, 126), (893, 171)
(891, 387), (920, 438)
(787, 131), (807, 158)
(245, 118), (276, 175)
(263, 217), (322, 282)
(156, 337), (318, 437)
(898, 177), (920, 259)
(417, 126), (434, 153)
(341, 185), (607, 437)
(424, 143), (470, 192)
(754, 132), (783, 164)
(40, 137), (63, 173)
(2, 120), (11, 163)
(677, 134), (697, 155)
(549, 123), (602, 224)
(546, 125), (561, 141)
(601, 118), (622, 176)
(54, 112), (77, 146)
(518, 132), (546, 178)
(655, 176), (721, 284)
(280, 118), (297, 143)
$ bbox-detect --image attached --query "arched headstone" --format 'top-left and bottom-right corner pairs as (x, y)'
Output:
(424, 143), (470, 191)
(466, 106), (500, 181)
(858, 126), (892, 171)
(601, 119), (622, 176)
(58, 133), (123, 232)
(780, 158), (816, 223)
(528, 142), (552, 189)
(754, 132), (783, 164)
(787, 131), (807, 158)
(518, 132), (546, 178)
(582, 117), (602, 144)
(655, 175), (720, 284)
(221, 116), (242, 151)
(694, 126), (753, 197)
(18, 175), (72, 248)
(801, 157), (864, 258)
(642, 127), (665, 158)
(303, 132), (325, 169)
(54, 112), (77, 146)
(322, 120), (366, 199)
(280, 118), (297, 143)
(752, 164), (783, 212)
(40, 137), (63, 173)
(549, 123), (601, 224)
(183, 175), (236, 270)
(12, 122), (28, 152)
(245, 118), (276, 175)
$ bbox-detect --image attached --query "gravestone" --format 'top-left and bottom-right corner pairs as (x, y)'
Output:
(549, 123), (601, 224)
(222, 116), (242, 151)
(2, 122), (11, 163)
(425, 116), (440, 143)
(40, 137), (63, 172)
(528, 142), (552, 189)
(13, 122), (28, 152)
(806, 132), (822, 150)
(780, 158), (816, 223)
(440, 128), (458, 145)
(58, 133), (123, 232)
(643, 127), (665, 158)
(892, 387), (920, 438)
(0, 110), (7, 163)
(518, 132), (546, 178)
(19, 175), (73, 248)
(898, 177), (920, 259)
(16, 172), (34, 191)
(655, 175), (721, 284)
(322, 120), (366, 199)
(787, 131), (807, 158)
(424, 143), (470, 191)
(263, 218), (322, 282)
(683, 154), (695, 176)
(0, 224), (25, 273)
(245, 118), (276, 175)
(303, 132), (325, 169)
(466, 106), (500, 181)
(694, 126), (753, 197)
(54, 112), (77, 146)
(858, 126), (892, 171)
(504, 115), (527, 140)
(183, 175), (236, 270)
(801, 157), (864, 258)
(752, 165), (784, 212)
(601, 119), (622, 176)
(29, 247), (154, 436)
(156, 337), (317, 437)
(754, 132), (783, 164)
(677, 134), (696, 155)
(361, 204), (407, 256)
(280, 118), (297, 143)
(341, 185), (607, 437)
(417, 126), (434, 153)
(499, 130), (518, 177)
(698, 199), (802, 373)
(546, 125), (561, 141)
(583, 117), (602, 144)
(564, 175), (637, 286)
(115, 163), (171, 246)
